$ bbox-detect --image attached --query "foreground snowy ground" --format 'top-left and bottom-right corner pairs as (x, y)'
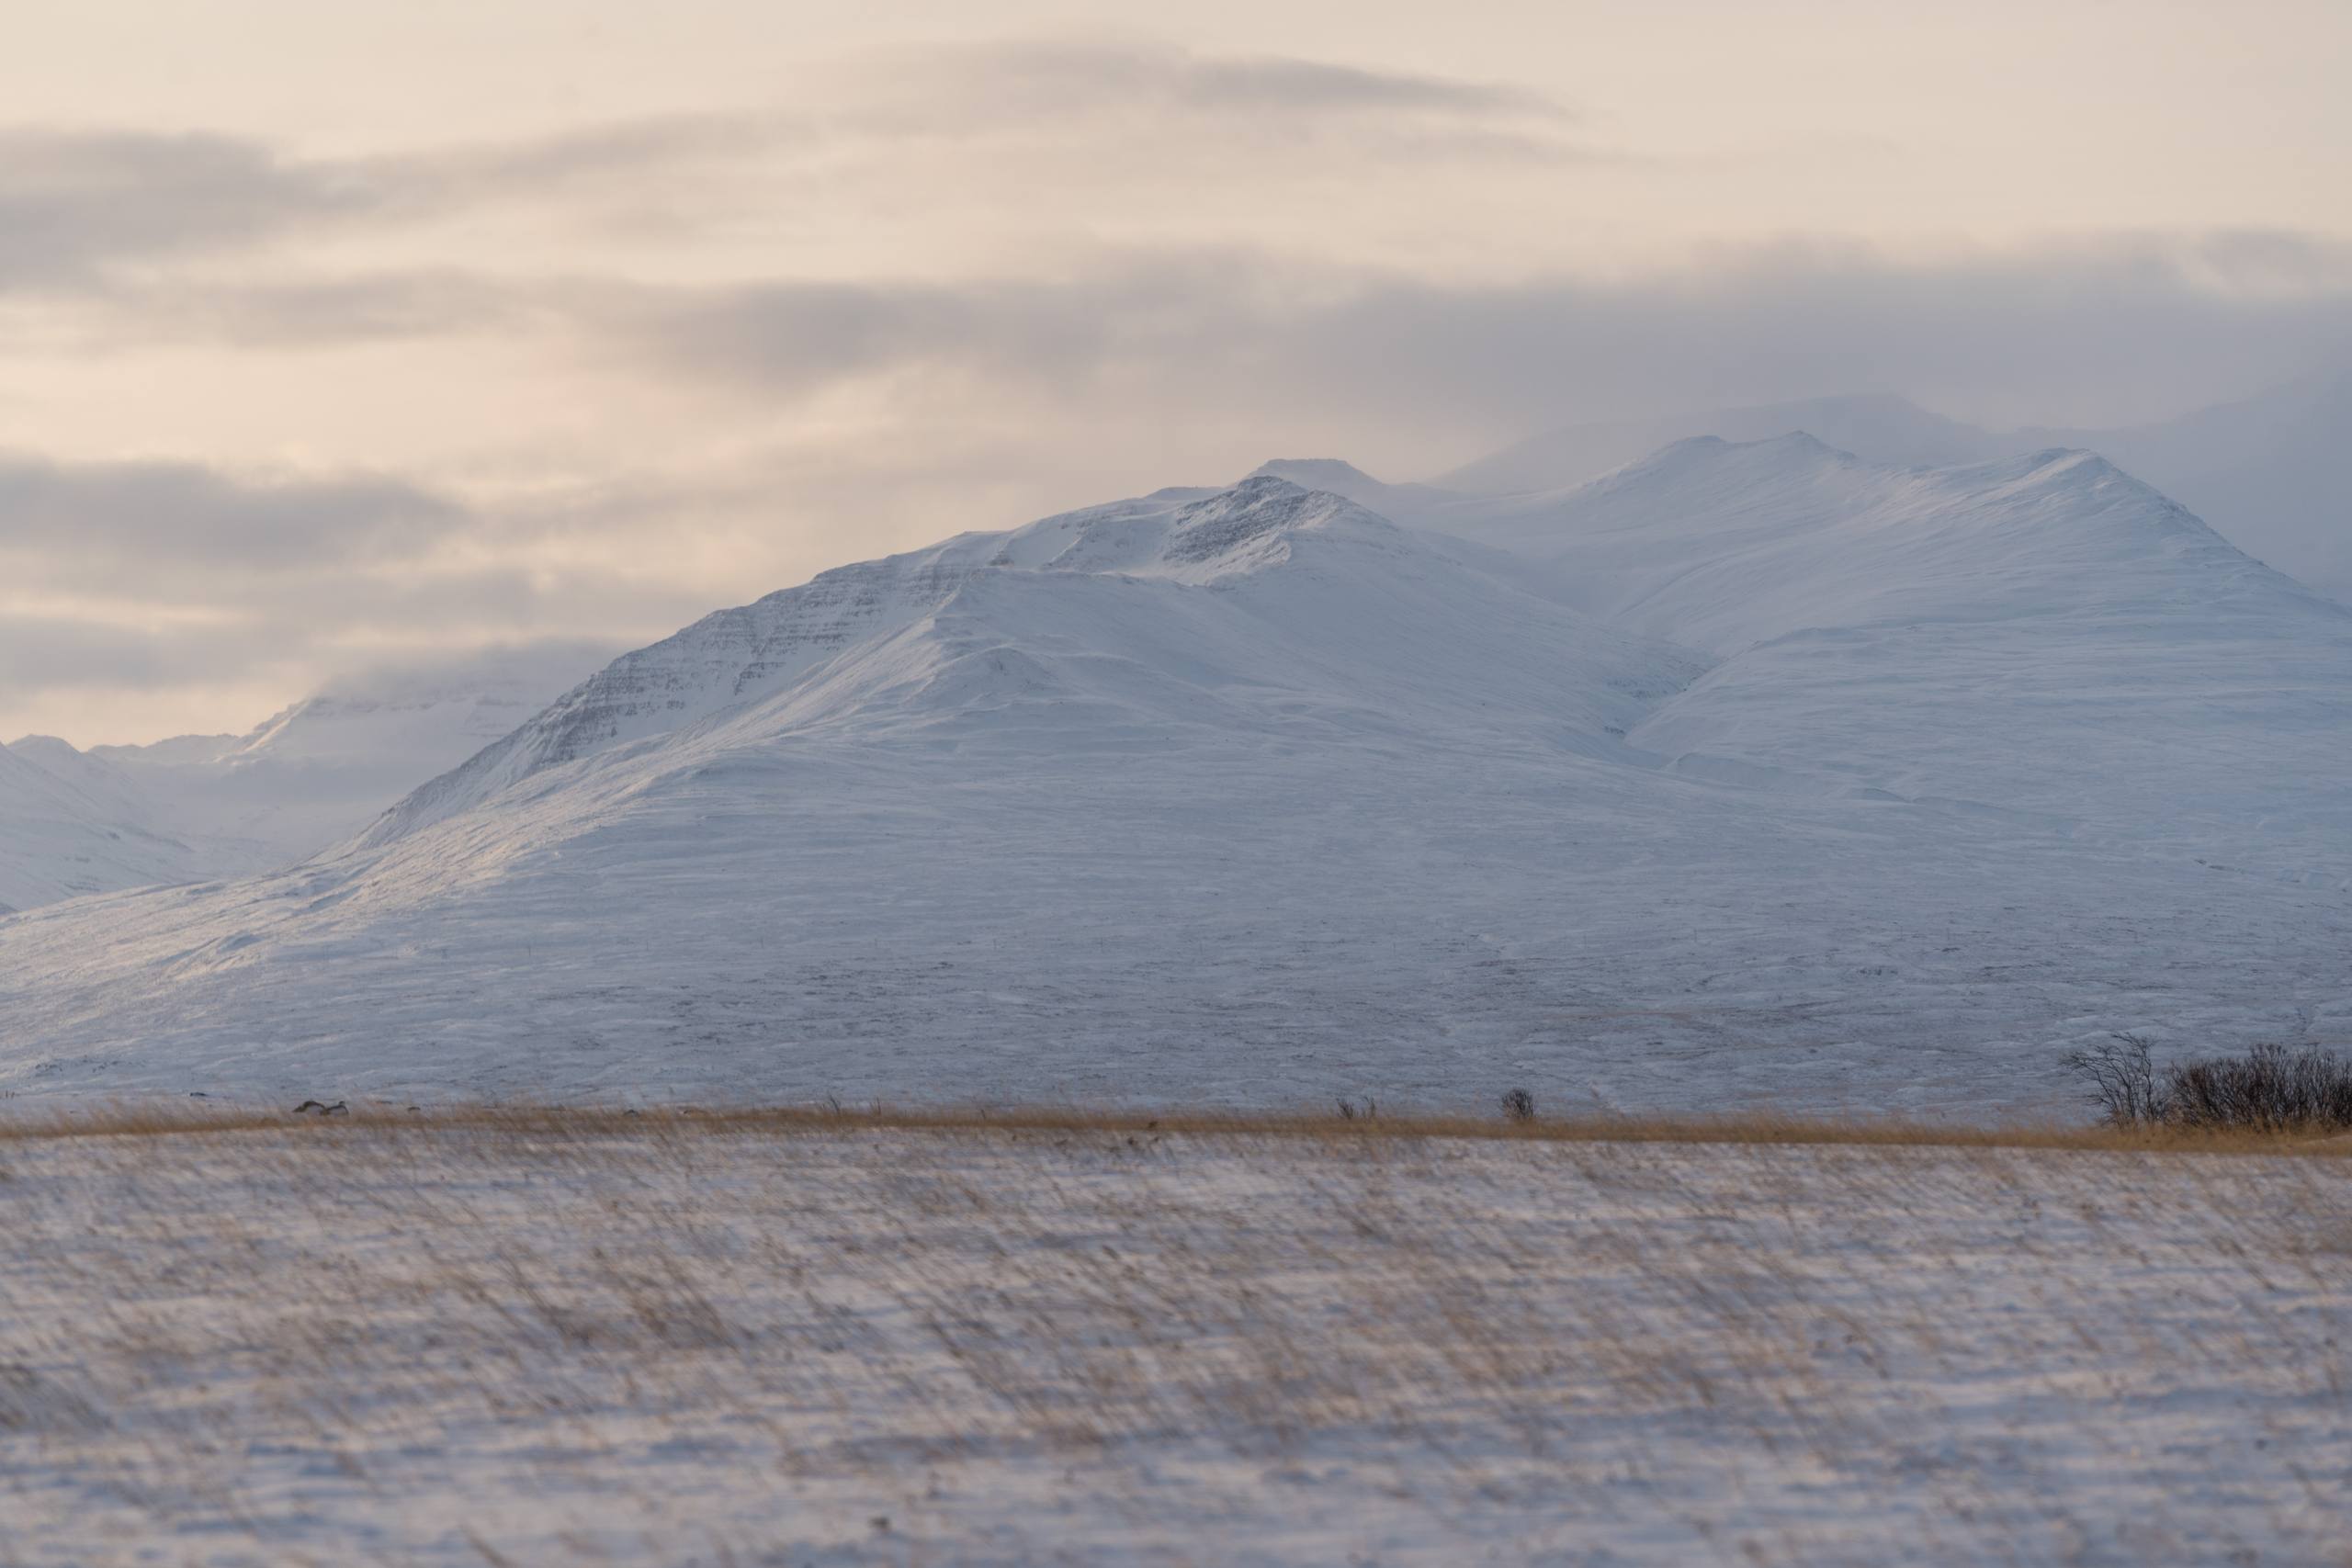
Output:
(2, 1118), (2346, 1564)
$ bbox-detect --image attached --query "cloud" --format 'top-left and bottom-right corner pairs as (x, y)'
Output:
(0, 612), (207, 690)
(4, 35), (2347, 743)
(0, 453), (466, 573)
(0, 118), (781, 292)
(627, 275), (1129, 399)
(0, 452), (695, 736)
(0, 39), (1590, 299)
(116, 270), (565, 345)
(366, 115), (788, 206)
(307, 638), (624, 706)
(0, 449), (729, 626)
(8, 222), (2349, 744)
(0, 130), (371, 287)
(838, 38), (1579, 147)
(623, 234), (2352, 432)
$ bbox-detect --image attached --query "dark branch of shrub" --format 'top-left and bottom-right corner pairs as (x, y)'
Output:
(2063, 1033), (2167, 1127)
(2064, 1034), (2352, 1131)
(1501, 1088), (1536, 1123)
(2165, 1043), (2352, 1131)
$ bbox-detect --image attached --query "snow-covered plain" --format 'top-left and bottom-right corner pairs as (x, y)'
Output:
(0, 1122), (2346, 1564)
(0, 439), (2345, 1112)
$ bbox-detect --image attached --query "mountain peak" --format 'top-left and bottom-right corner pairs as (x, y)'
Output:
(1596, 430), (1858, 491)
(1244, 458), (1384, 490)
(1230, 458), (1453, 522)
(1227, 471), (1316, 497)
(6, 735), (84, 767)
(1969, 446), (2141, 498)
(1434, 391), (2002, 497)
(1167, 475), (1391, 562)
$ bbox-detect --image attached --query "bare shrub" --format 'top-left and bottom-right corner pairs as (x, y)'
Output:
(1501, 1089), (1536, 1123)
(2066, 1036), (2352, 1133)
(2064, 1033), (2168, 1127)
(2165, 1043), (2352, 1132)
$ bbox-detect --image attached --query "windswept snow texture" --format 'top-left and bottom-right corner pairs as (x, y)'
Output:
(0, 451), (2346, 1112)
(6, 1127), (2346, 1565)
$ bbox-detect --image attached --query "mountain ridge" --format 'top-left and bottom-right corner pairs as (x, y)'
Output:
(0, 645), (609, 912)
(1429, 372), (2352, 603)
(1, 445), (2343, 1113)
(362, 476), (1674, 849)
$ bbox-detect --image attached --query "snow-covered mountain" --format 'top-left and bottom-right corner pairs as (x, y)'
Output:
(360, 476), (1694, 852)
(2016, 369), (2352, 605)
(1430, 435), (2352, 840)
(1433, 393), (2003, 496)
(1433, 373), (2352, 604)
(1241, 457), (1459, 522)
(0, 740), (203, 914)
(0, 644), (608, 911)
(1, 446), (2343, 1114)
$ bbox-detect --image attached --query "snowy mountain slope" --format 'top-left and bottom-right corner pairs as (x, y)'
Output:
(0, 645), (608, 911)
(1433, 434), (2324, 649)
(0, 740), (204, 914)
(2017, 368), (2352, 604)
(6, 735), (155, 825)
(0, 462), (2344, 1114)
(104, 643), (611, 865)
(1430, 372), (2352, 603)
(365, 479), (1686, 848)
(1427, 435), (2352, 839)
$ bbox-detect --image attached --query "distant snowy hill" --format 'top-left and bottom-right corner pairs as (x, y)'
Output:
(2017, 369), (2352, 605)
(0, 452), (2343, 1114)
(1433, 393), (2003, 495)
(0, 740), (201, 914)
(0, 644), (607, 911)
(1434, 374), (2352, 603)
(1428, 434), (2351, 840)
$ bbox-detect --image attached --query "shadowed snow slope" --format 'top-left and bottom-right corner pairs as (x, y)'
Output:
(0, 457), (2346, 1114)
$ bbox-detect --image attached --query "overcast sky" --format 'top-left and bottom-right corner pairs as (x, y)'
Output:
(4, 0), (2349, 744)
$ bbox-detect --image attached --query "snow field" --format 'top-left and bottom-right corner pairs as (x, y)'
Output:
(1, 1120), (2346, 1564)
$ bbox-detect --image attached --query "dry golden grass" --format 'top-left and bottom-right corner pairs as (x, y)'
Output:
(0, 1106), (2346, 1563)
(6, 1096), (2350, 1155)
